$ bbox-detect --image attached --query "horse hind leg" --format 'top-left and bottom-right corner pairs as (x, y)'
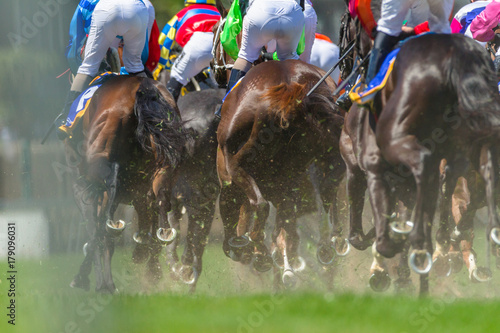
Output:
(94, 162), (122, 293)
(70, 179), (99, 291)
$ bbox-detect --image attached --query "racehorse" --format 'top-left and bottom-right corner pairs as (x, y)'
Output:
(66, 75), (188, 293)
(364, 33), (500, 295)
(215, 58), (346, 288)
(164, 87), (225, 292)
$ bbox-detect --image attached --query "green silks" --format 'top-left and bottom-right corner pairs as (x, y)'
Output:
(220, 0), (243, 61)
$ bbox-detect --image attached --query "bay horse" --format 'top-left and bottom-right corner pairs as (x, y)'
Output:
(216, 59), (346, 288)
(164, 87), (225, 291)
(364, 33), (500, 295)
(66, 75), (188, 293)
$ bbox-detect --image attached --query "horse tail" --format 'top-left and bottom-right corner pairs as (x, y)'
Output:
(134, 79), (187, 168)
(263, 82), (308, 128)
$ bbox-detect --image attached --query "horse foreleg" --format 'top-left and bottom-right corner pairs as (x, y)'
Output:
(479, 144), (500, 272)
(153, 167), (177, 245)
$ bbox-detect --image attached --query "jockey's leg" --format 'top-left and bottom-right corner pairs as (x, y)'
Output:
(166, 77), (183, 102)
(366, 0), (410, 83)
(214, 58), (250, 119)
(427, 0), (452, 34)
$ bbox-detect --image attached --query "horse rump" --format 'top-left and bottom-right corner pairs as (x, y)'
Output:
(134, 78), (189, 168)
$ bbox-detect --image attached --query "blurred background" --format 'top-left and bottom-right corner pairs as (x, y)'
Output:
(0, 0), (472, 258)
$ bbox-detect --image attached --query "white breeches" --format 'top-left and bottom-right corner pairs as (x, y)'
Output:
(171, 32), (214, 85)
(377, 0), (453, 37)
(239, 0), (304, 62)
(78, 0), (149, 76)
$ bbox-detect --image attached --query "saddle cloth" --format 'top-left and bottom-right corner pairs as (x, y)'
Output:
(349, 47), (400, 107)
(58, 72), (117, 138)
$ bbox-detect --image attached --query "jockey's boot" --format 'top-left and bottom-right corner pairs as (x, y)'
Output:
(365, 31), (399, 84)
(214, 69), (247, 120)
(166, 77), (184, 102)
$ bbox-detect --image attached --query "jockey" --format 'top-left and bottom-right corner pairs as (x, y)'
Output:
(452, 1), (491, 37)
(155, 0), (220, 102)
(469, 0), (500, 71)
(61, 0), (156, 126)
(215, 0), (305, 118)
(365, 0), (454, 84)
(310, 33), (340, 84)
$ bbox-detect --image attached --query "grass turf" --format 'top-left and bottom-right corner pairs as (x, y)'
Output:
(1, 243), (500, 333)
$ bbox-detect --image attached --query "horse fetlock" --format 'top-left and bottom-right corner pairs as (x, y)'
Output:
(70, 275), (90, 291)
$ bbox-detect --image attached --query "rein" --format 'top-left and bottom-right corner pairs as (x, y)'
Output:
(211, 17), (234, 72)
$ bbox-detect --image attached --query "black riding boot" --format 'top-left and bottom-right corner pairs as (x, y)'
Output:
(166, 77), (184, 102)
(214, 69), (247, 119)
(365, 32), (399, 84)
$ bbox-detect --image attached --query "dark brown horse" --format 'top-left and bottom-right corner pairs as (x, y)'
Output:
(363, 33), (500, 295)
(216, 59), (346, 288)
(164, 87), (225, 291)
(65, 75), (188, 293)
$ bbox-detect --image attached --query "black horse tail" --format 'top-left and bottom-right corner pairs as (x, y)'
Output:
(134, 78), (187, 168)
(451, 36), (500, 135)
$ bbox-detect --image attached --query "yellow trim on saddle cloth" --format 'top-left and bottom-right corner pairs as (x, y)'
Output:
(57, 97), (93, 139)
(88, 71), (114, 86)
(349, 57), (396, 107)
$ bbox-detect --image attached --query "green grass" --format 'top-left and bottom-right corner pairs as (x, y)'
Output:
(1, 243), (500, 333)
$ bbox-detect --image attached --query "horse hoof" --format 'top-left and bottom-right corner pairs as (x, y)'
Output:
(228, 235), (251, 249)
(316, 242), (335, 265)
(133, 231), (152, 245)
(448, 252), (463, 274)
(271, 249), (284, 268)
(432, 255), (452, 277)
(70, 275), (90, 291)
(157, 227), (177, 245)
(106, 219), (126, 237)
(82, 242), (89, 256)
(292, 256), (306, 272)
(471, 267), (492, 283)
(282, 270), (297, 289)
(389, 221), (413, 243)
(253, 253), (273, 272)
(490, 227), (500, 246)
(178, 265), (198, 285)
(369, 271), (391, 292)
(409, 250), (433, 275)
(348, 235), (372, 251)
(332, 237), (351, 257)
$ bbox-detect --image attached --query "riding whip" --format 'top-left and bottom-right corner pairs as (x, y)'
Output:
(306, 41), (355, 97)
(331, 50), (371, 97)
(41, 112), (65, 145)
